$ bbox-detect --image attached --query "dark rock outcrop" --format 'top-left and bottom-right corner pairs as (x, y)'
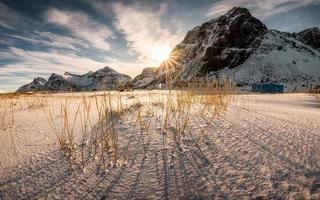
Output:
(295, 27), (320, 51)
(175, 7), (267, 78)
(46, 73), (80, 91)
(16, 77), (47, 92)
(131, 68), (158, 89)
(90, 67), (132, 90)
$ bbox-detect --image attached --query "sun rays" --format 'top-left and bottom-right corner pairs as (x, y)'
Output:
(151, 45), (171, 62)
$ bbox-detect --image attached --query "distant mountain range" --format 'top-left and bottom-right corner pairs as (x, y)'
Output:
(17, 7), (320, 92)
(17, 67), (132, 92)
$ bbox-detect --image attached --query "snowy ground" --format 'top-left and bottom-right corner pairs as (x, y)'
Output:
(0, 92), (319, 199)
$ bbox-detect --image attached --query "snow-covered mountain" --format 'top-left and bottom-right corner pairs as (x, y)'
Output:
(131, 67), (158, 89)
(17, 66), (132, 92)
(17, 7), (320, 92)
(132, 7), (320, 89)
(16, 77), (47, 92)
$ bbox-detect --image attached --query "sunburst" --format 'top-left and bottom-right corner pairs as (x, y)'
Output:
(151, 46), (171, 63)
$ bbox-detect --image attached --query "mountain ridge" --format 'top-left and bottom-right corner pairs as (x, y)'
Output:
(17, 7), (320, 92)
(17, 66), (132, 92)
(132, 7), (320, 89)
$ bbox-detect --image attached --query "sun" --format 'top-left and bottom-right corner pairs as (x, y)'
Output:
(151, 45), (171, 62)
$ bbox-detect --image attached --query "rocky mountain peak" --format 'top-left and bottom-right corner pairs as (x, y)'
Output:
(164, 7), (267, 79)
(218, 7), (267, 48)
(225, 7), (251, 17)
(95, 66), (117, 74)
(132, 7), (320, 89)
(131, 67), (159, 89)
(17, 66), (133, 92)
(16, 77), (47, 92)
(46, 73), (79, 91)
(34, 77), (47, 85)
(295, 27), (320, 51)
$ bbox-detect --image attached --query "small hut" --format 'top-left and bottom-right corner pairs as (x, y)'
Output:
(252, 83), (284, 93)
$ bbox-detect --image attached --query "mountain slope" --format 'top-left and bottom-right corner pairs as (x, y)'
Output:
(294, 27), (320, 51)
(211, 30), (320, 85)
(132, 7), (320, 89)
(17, 66), (132, 92)
(16, 77), (47, 92)
(130, 67), (158, 89)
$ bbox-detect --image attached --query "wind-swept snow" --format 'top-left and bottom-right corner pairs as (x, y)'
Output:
(0, 92), (319, 199)
(63, 71), (94, 87)
(212, 31), (320, 86)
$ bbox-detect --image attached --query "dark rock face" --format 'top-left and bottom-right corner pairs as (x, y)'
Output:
(131, 68), (158, 89)
(153, 7), (267, 82)
(90, 67), (132, 90)
(295, 27), (320, 51)
(217, 7), (267, 48)
(191, 7), (267, 75)
(16, 77), (47, 92)
(46, 74), (80, 91)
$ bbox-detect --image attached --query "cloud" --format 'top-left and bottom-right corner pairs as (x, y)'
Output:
(35, 31), (89, 50)
(106, 60), (150, 78)
(8, 31), (88, 51)
(0, 4), (141, 91)
(0, 47), (107, 75)
(0, 2), (18, 29)
(45, 8), (113, 51)
(111, 2), (183, 66)
(0, 47), (110, 90)
(158, 3), (169, 16)
(206, 0), (317, 19)
(0, 3), (87, 53)
(0, 20), (13, 29)
(0, 2), (37, 30)
(206, 4), (233, 17)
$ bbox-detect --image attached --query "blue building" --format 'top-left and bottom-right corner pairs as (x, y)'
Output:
(252, 83), (284, 93)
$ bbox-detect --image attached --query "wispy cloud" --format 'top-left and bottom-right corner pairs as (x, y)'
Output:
(0, 47), (110, 90)
(0, 20), (13, 29)
(206, 0), (317, 19)
(111, 2), (183, 66)
(1, 2), (90, 52)
(0, 47), (107, 75)
(0, 1), (37, 30)
(0, 2), (19, 29)
(35, 31), (89, 50)
(8, 31), (88, 51)
(45, 8), (113, 51)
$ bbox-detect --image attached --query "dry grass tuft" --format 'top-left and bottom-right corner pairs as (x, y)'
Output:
(0, 98), (16, 131)
(41, 79), (235, 173)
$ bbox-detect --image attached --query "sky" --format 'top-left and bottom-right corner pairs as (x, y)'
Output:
(0, 0), (320, 92)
